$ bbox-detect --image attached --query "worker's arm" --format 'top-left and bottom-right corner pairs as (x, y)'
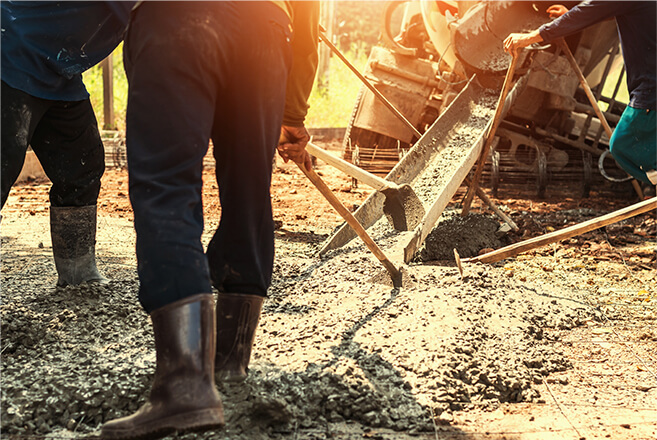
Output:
(504, 29), (543, 55)
(538, 1), (624, 42)
(546, 4), (569, 18)
(277, 1), (319, 169)
(504, 0), (624, 55)
(278, 126), (312, 169)
(282, 1), (319, 127)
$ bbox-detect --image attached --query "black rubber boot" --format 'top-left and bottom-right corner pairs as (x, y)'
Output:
(101, 294), (225, 440)
(215, 293), (264, 382)
(50, 205), (108, 287)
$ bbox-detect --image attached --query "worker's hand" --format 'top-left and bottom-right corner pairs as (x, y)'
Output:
(503, 29), (543, 55)
(546, 4), (568, 18)
(278, 125), (312, 171)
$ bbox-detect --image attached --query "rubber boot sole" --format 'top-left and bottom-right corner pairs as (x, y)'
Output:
(100, 407), (224, 440)
(215, 370), (247, 383)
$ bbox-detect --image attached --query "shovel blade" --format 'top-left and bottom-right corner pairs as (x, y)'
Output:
(381, 184), (425, 231)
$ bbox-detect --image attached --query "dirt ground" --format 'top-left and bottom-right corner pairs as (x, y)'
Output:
(1, 139), (656, 440)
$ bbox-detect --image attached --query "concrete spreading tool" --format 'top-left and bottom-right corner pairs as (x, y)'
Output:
(306, 142), (425, 231)
(294, 159), (402, 287)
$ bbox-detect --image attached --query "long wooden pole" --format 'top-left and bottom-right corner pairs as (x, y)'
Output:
(461, 53), (519, 215)
(464, 197), (656, 264)
(463, 177), (519, 231)
(318, 29), (422, 139)
(558, 39), (643, 199)
(306, 142), (394, 191)
(558, 39), (613, 137)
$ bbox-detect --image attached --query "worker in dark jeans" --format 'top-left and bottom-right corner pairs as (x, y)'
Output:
(1, 1), (134, 286)
(504, 1), (656, 186)
(100, 2), (319, 439)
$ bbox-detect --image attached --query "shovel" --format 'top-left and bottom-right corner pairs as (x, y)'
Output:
(305, 142), (425, 231)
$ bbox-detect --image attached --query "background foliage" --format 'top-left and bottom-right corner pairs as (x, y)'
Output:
(84, 1), (387, 131)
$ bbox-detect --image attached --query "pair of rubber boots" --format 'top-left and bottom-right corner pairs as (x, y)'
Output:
(101, 293), (263, 439)
(50, 205), (108, 287)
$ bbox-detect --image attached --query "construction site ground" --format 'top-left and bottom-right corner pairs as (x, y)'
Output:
(1, 140), (656, 440)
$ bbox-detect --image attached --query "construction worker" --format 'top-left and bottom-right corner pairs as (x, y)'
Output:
(503, 1), (656, 186)
(100, 2), (319, 439)
(1, 1), (134, 286)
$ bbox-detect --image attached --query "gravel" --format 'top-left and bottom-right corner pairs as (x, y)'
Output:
(0, 88), (593, 439)
(2, 208), (589, 439)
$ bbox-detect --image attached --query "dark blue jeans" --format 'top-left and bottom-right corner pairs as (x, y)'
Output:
(1, 81), (104, 209)
(124, 2), (292, 313)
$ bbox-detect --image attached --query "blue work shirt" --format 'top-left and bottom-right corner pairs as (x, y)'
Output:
(538, 0), (656, 110)
(1, 1), (135, 101)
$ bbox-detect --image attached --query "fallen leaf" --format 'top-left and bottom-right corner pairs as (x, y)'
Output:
(591, 328), (612, 335)
(636, 385), (655, 392)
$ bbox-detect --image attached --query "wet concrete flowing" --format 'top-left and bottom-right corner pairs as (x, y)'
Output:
(2, 208), (589, 439)
(2, 140), (655, 439)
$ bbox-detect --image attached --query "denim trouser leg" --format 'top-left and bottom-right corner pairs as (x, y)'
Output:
(123, 2), (291, 313)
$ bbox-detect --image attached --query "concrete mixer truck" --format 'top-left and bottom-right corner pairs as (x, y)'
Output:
(342, 1), (629, 198)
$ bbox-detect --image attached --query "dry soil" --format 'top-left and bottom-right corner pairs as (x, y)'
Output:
(1, 140), (656, 440)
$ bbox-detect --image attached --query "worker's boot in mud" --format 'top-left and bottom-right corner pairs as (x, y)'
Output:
(101, 294), (225, 440)
(50, 205), (109, 287)
(215, 293), (264, 382)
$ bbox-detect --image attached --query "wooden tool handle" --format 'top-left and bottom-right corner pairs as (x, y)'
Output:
(463, 177), (519, 232)
(296, 161), (401, 285)
(465, 197), (657, 264)
(305, 142), (390, 191)
(558, 39), (643, 199)
(558, 39), (613, 138)
(461, 53), (519, 216)
(318, 30), (422, 140)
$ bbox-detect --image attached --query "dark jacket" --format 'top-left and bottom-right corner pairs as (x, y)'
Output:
(1, 1), (135, 101)
(274, 1), (320, 126)
(538, 0), (656, 109)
